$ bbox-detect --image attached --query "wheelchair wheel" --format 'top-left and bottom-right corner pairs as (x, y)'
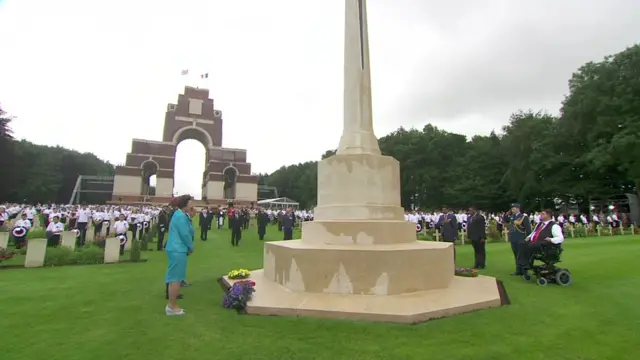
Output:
(555, 269), (572, 286)
(522, 273), (532, 281)
(536, 277), (548, 286)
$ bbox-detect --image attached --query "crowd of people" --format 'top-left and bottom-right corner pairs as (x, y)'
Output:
(0, 203), (316, 250)
(402, 204), (631, 275)
(403, 208), (628, 233)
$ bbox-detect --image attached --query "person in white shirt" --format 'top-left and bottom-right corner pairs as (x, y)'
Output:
(76, 205), (91, 246)
(127, 211), (140, 240)
(113, 214), (129, 255)
(518, 209), (564, 270)
(45, 215), (65, 247)
(24, 206), (36, 226)
(92, 210), (105, 238)
(592, 213), (600, 229)
(0, 206), (9, 228)
(13, 213), (32, 249)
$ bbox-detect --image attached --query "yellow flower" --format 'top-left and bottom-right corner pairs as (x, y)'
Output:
(228, 268), (251, 279)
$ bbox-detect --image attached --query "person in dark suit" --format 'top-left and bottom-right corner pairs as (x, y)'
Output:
(242, 208), (250, 229)
(277, 210), (284, 232)
(216, 208), (224, 230)
(467, 206), (487, 269)
(436, 206), (458, 259)
(199, 208), (210, 241)
(256, 208), (269, 240)
(156, 206), (169, 250)
(282, 208), (296, 240)
(230, 210), (243, 246)
(505, 202), (532, 275)
(206, 207), (214, 230)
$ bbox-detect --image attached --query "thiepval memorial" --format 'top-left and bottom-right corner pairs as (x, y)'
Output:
(222, 0), (506, 324)
(111, 86), (258, 205)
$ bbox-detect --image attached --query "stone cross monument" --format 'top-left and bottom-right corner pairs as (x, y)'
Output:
(337, 0), (380, 156)
(223, 0), (504, 324)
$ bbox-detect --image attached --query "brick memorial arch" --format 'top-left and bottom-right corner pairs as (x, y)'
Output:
(111, 86), (258, 205)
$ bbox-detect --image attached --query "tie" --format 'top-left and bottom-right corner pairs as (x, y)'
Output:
(532, 223), (545, 242)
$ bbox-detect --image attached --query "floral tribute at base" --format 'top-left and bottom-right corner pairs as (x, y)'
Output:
(227, 268), (251, 279)
(454, 268), (478, 277)
(222, 280), (256, 310)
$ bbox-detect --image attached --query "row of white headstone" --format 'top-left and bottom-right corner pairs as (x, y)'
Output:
(0, 216), (156, 268)
(0, 231), (121, 267)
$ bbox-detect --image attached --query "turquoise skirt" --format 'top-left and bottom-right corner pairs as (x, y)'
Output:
(165, 251), (188, 284)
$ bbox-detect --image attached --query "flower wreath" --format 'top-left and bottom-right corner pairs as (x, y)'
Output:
(222, 280), (256, 310)
(454, 268), (478, 277)
(228, 268), (251, 279)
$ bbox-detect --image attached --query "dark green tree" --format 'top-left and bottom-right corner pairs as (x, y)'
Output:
(559, 44), (640, 199)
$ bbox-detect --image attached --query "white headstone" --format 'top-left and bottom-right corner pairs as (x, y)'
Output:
(60, 231), (76, 250)
(25, 239), (47, 268)
(104, 237), (120, 263)
(0, 232), (9, 249)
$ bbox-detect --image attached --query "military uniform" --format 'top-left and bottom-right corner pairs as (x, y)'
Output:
(506, 205), (531, 275)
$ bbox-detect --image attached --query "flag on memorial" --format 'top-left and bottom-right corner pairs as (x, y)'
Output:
(181, 69), (189, 75)
(201, 73), (208, 79)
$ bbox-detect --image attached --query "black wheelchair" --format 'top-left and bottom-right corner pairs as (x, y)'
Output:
(522, 243), (572, 286)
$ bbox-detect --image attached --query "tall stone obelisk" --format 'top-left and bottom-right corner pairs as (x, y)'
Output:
(224, 0), (504, 324)
(337, 0), (380, 156)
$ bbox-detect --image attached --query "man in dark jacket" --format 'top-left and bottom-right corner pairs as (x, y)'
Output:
(436, 206), (458, 259)
(230, 210), (243, 246)
(282, 208), (296, 240)
(467, 206), (487, 269)
(156, 206), (169, 250)
(199, 208), (210, 241)
(256, 208), (269, 240)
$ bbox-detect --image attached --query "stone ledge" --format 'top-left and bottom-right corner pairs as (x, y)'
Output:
(222, 271), (503, 324)
(301, 219), (416, 245)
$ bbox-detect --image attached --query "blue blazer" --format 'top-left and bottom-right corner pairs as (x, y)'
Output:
(165, 209), (194, 253)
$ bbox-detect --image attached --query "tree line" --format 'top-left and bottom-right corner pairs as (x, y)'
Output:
(260, 44), (640, 211)
(1, 44), (638, 209)
(0, 108), (115, 203)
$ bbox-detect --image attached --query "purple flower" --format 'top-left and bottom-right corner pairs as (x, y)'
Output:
(221, 282), (256, 310)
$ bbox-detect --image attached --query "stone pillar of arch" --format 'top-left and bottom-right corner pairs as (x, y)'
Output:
(111, 86), (258, 205)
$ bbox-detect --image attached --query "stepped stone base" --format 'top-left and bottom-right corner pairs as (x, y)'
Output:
(263, 240), (455, 294)
(222, 270), (503, 324)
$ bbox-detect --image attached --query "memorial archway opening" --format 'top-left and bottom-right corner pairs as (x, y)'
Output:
(223, 166), (238, 200)
(111, 86), (259, 205)
(140, 160), (158, 197)
(174, 138), (207, 200)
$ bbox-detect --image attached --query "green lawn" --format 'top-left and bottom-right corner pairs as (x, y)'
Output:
(2, 222), (639, 360)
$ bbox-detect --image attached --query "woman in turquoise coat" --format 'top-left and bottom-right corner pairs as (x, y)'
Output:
(164, 195), (194, 316)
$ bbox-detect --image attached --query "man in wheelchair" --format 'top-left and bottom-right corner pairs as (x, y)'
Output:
(517, 209), (572, 286)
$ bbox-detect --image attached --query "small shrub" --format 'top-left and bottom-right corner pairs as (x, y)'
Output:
(26, 228), (46, 239)
(44, 247), (75, 266)
(94, 235), (106, 249)
(75, 246), (106, 264)
(140, 233), (149, 251)
(44, 245), (105, 266)
(486, 220), (503, 243)
(130, 239), (141, 261)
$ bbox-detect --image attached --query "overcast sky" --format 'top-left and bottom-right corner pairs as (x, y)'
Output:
(1, 0), (639, 196)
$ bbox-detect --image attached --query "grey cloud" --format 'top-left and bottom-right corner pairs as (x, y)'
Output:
(373, 0), (640, 127)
